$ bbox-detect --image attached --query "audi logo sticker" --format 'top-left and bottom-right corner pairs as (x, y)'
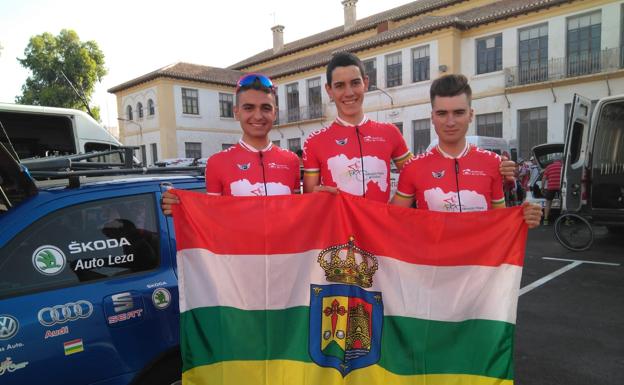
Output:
(37, 300), (94, 326)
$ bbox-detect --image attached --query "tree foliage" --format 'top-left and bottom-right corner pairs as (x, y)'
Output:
(16, 29), (107, 121)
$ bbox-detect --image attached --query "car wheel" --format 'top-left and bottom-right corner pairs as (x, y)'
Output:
(135, 354), (181, 385)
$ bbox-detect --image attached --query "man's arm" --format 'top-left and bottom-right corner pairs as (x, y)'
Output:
(303, 173), (338, 194)
(394, 153), (413, 171)
(390, 194), (414, 208)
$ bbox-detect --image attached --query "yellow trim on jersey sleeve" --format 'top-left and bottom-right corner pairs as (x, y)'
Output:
(395, 190), (414, 199)
(303, 169), (320, 175)
(393, 151), (412, 163)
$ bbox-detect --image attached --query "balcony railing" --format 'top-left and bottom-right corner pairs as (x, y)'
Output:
(504, 47), (623, 87)
(275, 104), (325, 126)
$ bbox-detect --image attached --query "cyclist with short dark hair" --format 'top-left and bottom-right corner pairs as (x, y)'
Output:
(392, 74), (542, 228)
(161, 74), (299, 214)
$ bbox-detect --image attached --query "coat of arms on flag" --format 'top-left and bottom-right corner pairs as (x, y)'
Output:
(309, 237), (383, 376)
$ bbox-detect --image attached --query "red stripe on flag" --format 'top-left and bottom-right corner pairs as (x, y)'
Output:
(172, 190), (526, 267)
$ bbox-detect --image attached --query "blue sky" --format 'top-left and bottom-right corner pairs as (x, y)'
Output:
(0, 0), (412, 127)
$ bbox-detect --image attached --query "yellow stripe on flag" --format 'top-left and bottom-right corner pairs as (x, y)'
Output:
(182, 360), (514, 385)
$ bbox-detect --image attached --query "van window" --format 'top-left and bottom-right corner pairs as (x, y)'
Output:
(0, 194), (160, 299)
(0, 112), (75, 159)
(568, 121), (585, 165)
(84, 142), (122, 163)
(591, 101), (624, 209)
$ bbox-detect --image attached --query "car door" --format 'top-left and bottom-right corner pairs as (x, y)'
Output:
(0, 187), (179, 385)
(561, 94), (592, 212)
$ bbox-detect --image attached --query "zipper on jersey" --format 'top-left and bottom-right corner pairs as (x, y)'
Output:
(259, 151), (268, 196)
(355, 125), (366, 198)
(454, 158), (463, 213)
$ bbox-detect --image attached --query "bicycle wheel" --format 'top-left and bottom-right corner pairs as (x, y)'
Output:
(554, 213), (594, 251)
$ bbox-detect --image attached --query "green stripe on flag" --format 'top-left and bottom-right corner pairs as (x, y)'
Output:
(181, 306), (514, 380)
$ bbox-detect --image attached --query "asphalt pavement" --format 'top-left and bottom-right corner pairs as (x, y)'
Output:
(514, 224), (624, 385)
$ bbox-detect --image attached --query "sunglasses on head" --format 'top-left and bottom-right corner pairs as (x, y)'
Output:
(236, 73), (274, 93)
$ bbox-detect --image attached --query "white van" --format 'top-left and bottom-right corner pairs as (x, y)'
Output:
(426, 135), (511, 156)
(0, 103), (122, 160)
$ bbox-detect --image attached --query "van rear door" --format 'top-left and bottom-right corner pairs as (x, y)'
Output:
(588, 96), (624, 211)
(561, 94), (591, 212)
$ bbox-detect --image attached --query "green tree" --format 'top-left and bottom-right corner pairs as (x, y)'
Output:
(16, 29), (107, 121)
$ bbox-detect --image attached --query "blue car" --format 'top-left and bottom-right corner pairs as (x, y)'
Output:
(0, 145), (204, 384)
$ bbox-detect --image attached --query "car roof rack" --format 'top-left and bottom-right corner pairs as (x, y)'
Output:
(22, 147), (205, 188)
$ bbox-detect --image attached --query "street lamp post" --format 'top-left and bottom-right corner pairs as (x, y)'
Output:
(117, 117), (145, 166)
(369, 85), (394, 106)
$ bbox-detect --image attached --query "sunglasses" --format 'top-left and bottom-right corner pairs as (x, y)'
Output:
(236, 73), (274, 93)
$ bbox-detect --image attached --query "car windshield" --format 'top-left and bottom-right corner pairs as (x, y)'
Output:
(537, 152), (563, 168)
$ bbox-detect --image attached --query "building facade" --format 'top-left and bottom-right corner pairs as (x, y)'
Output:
(109, 0), (624, 164)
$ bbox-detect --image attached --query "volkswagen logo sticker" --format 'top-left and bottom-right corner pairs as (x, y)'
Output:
(0, 315), (19, 340)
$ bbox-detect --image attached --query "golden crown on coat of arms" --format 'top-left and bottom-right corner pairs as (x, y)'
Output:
(317, 236), (378, 288)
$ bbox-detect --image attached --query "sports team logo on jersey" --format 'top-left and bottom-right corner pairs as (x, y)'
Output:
(432, 170), (445, 179)
(309, 237), (382, 377)
(237, 163), (251, 171)
(362, 136), (385, 143)
(335, 138), (348, 146)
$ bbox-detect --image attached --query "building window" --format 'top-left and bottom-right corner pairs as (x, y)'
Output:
(140, 145), (146, 165)
(307, 78), (322, 119)
(386, 52), (402, 88)
(363, 59), (377, 90)
(412, 119), (431, 155)
(518, 24), (548, 84)
(476, 34), (502, 74)
(518, 107), (548, 159)
(221, 143), (234, 150)
(182, 88), (199, 115)
(148, 99), (155, 115)
(185, 142), (202, 158)
(272, 140), (281, 147)
(476, 112), (503, 137)
(394, 122), (403, 134)
(219, 93), (234, 118)
(412, 45), (430, 83)
(286, 83), (300, 122)
(150, 143), (158, 164)
(137, 102), (144, 119)
(126, 105), (133, 121)
(621, 5), (624, 67)
(567, 11), (602, 76)
(288, 138), (301, 153)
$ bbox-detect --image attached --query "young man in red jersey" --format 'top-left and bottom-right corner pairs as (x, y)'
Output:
(161, 74), (299, 214)
(303, 52), (517, 203)
(302, 52), (411, 202)
(391, 74), (542, 228)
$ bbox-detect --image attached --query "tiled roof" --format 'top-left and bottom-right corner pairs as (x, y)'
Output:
(228, 0), (465, 70)
(109, 0), (575, 93)
(256, 0), (573, 78)
(107, 62), (244, 93)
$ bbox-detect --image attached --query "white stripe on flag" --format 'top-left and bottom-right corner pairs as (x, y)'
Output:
(178, 249), (521, 324)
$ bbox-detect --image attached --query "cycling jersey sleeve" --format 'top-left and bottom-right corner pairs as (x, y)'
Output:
(395, 159), (417, 199)
(302, 137), (320, 175)
(389, 124), (411, 165)
(490, 155), (505, 205)
(205, 155), (223, 195)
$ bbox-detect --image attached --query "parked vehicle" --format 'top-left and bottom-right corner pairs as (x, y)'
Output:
(0, 144), (204, 385)
(555, 94), (624, 251)
(525, 143), (564, 210)
(0, 103), (122, 161)
(426, 135), (511, 156)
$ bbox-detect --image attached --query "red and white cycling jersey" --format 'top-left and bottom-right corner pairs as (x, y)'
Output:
(206, 140), (300, 196)
(396, 144), (504, 212)
(303, 117), (410, 202)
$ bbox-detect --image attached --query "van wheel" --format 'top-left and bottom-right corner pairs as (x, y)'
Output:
(135, 354), (181, 385)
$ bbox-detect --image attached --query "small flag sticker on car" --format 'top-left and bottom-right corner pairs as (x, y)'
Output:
(64, 338), (84, 355)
